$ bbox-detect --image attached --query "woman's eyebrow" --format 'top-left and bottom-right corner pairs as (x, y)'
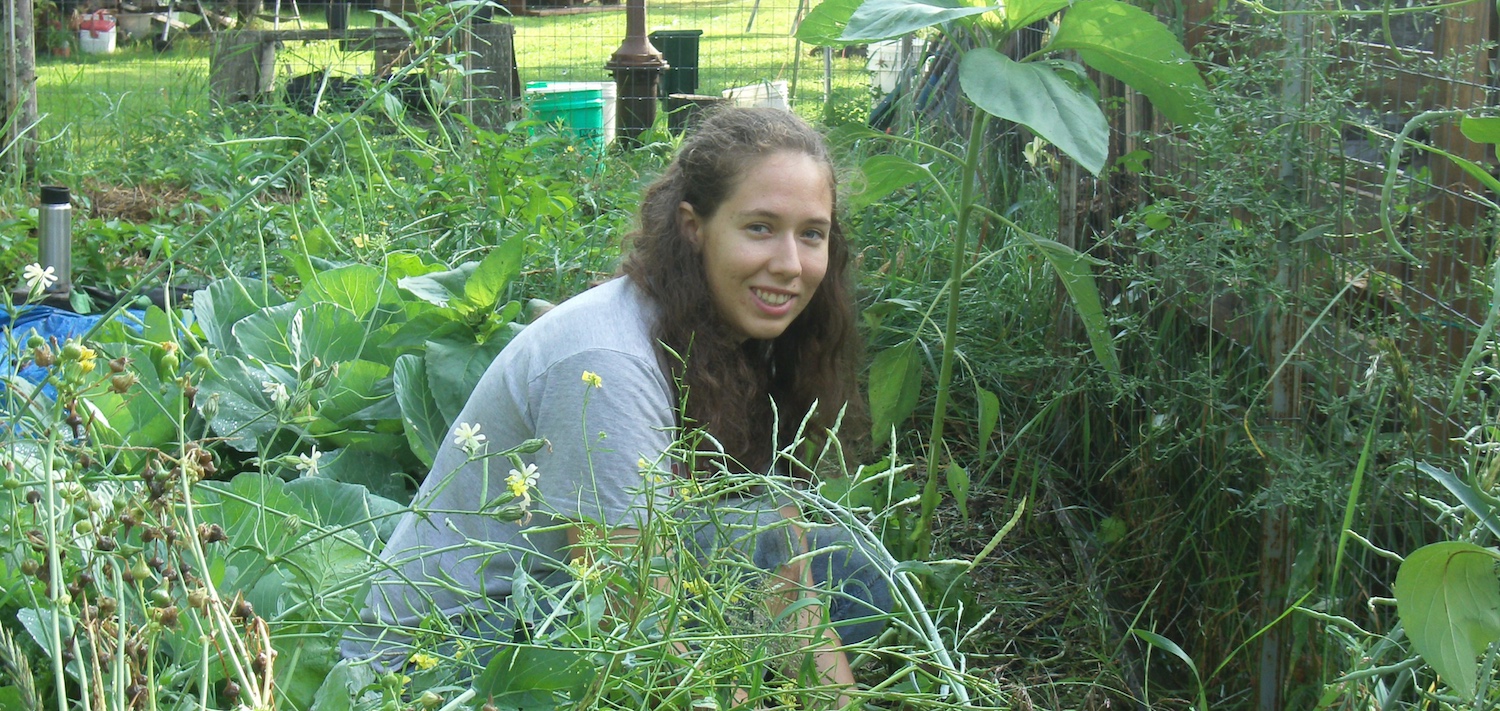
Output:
(736, 208), (832, 226)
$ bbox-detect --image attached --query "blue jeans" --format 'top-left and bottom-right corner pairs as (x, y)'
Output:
(684, 498), (894, 645)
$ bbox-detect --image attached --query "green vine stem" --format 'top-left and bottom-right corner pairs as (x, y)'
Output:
(1379, 109), (1466, 264)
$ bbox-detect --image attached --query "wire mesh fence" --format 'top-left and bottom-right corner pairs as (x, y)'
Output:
(26, 0), (884, 153)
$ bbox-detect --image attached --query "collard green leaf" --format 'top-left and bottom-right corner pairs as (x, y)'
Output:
(319, 446), (411, 505)
(852, 155), (932, 209)
(1047, 0), (1208, 126)
(475, 645), (598, 707)
(285, 476), (402, 547)
(843, 0), (999, 41)
(869, 341), (922, 447)
(796, 0), (865, 45)
(463, 235), (526, 312)
(315, 359), (393, 425)
(959, 48), (1109, 175)
(196, 474), (313, 598)
(298, 264), (401, 325)
(398, 261), (481, 308)
(425, 334), (509, 428)
(311, 659), (375, 711)
(198, 355), (286, 452)
(1395, 541), (1500, 699)
(193, 278), (287, 352)
(235, 302), (369, 369)
(393, 354), (445, 467)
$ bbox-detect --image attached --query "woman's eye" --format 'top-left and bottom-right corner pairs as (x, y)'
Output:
(802, 229), (826, 242)
(747, 223), (773, 235)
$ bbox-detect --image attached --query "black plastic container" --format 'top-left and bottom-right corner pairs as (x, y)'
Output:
(649, 30), (703, 97)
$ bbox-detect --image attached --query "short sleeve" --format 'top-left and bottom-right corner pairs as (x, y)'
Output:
(527, 349), (675, 527)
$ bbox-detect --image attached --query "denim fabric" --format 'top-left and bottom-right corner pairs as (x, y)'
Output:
(684, 499), (894, 645)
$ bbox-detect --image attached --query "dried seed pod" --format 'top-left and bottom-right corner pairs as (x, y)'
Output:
(222, 680), (241, 701)
(96, 536), (118, 552)
(233, 598), (253, 619)
(109, 357), (127, 373)
(25, 489), (40, 505)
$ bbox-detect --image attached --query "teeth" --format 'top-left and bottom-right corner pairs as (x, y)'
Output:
(755, 289), (792, 306)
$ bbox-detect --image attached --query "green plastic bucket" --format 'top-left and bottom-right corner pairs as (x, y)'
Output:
(526, 82), (606, 151)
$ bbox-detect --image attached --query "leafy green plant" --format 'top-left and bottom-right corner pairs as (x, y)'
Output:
(799, 0), (1206, 556)
(191, 237), (528, 497)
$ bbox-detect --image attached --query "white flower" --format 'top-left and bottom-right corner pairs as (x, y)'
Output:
(295, 449), (322, 477)
(452, 422), (487, 454)
(261, 381), (290, 408)
(22, 263), (57, 294)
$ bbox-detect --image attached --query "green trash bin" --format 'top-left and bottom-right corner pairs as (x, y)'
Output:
(649, 30), (703, 97)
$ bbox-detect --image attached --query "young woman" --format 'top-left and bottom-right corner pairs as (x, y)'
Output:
(344, 108), (888, 705)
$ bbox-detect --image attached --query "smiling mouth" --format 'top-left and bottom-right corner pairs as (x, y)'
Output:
(753, 288), (794, 306)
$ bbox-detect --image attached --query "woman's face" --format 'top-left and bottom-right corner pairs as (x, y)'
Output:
(678, 150), (833, 342)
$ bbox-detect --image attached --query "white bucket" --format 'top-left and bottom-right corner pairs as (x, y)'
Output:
(533, 81), (618, 145)
(867, 40), (905, 95)
(722, 80), (789, 110)
(78, 27), (117, 54)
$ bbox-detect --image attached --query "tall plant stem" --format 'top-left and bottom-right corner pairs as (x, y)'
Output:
(915, 110), (990, 556)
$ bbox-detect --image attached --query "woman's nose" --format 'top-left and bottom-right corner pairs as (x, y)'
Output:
(766, 233), (802, 278)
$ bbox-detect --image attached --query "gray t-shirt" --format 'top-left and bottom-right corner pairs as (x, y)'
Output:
(342, 276), (675, 660)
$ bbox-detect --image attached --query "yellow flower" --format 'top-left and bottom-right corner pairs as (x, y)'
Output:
(683, 578), (709, 596)
(506, 463), (539, 505)
(409, 653), (438, 671)
(77, 346), (97, 373)
(569, 556), (601, 583)
(581, 371), (602, 388)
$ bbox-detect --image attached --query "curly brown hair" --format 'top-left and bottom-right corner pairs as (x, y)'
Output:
(621, 107), (864, 472)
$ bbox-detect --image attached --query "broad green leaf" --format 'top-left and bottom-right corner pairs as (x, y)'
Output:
(843, 0), (999, 41)
(474, 645), (598, 706)
(796, 0), (864, 45)
(1025, 237), (1121, 387)
(1006, 0), (1070, 30)
(976, 386), (999, 463)
(960, 48), (1109, 175)
(198, 355), (286, 452)
(383, 309), (464, 354)
(298, 264), (401, 324)
(286, 476), (403, 547)
(1461, 116), (1500, 144)
(274, 635), (340, 711)
(1414, 462), (1500, 539)
(319, 447), (412, 509)
(311, 659), (375, 711)
(1395, 541), (1500, 699)
(398, 261), (481, 308)
(384, 251), (446, 281)
(235, 302), (369, 368)
(393, 354), (445, 467)
(945, 462), (970, 521)
(869, 341), (922, 447)
(315, 359), (393, 425)
(464, 235), (526, 312)
(852, 155), (932, 209)
(193, 278), (287, 352)
(425, 334), (509, 428)
(1047, 0), (1208, 126)
(196, 474), (313, 598)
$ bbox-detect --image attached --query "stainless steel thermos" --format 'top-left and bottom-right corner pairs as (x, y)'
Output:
(37, 185), (72, 295)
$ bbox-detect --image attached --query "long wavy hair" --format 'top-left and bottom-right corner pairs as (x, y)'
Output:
(621, 107), (864, 473)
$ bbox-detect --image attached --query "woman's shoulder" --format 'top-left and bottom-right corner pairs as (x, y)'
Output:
(501, 277), (662, 372)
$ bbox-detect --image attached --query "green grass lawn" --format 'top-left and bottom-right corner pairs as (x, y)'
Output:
(34, 0), (877, 158)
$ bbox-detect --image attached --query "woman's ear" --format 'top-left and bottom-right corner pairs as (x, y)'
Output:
(678, 201), (703, 251)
